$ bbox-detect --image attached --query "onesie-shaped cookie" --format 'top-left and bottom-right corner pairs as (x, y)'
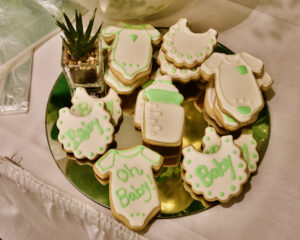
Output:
(202, 127), (259, 173)
(141, 75), (184, 147)
(201, 52), (265, 123)
(93, 145), (163, 230)
(157, 49), (202, 83)
(57, 103), (114, 160)
(182, 137), (248, 202)
(102, 23), (161, 86)
(70, 87), (122, 126)
(162, 18), (217, 69)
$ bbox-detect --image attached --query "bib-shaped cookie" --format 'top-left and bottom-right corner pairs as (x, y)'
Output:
(141, 75), (184, 147)
(182, 137), (248, 202)
(57, 103), (114, 160)
(201, 52), (264, 123)
(93, 145), (163, 231)
(202, 127), (259, 173)
(157, 49), (202, 83)
(71, 87), (122, 126)
(102, 23), (161, 86)
(162, 18), (217, 68)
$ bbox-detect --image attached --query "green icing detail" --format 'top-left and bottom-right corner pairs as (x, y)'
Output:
(192, 68), (196, 71)
(252, 153), (257, 158)
(171, 33), (175, 37)
(77, 150), (82, 155)
(59, 120), (63, 124)
(105, 101), (114, 115)
(178, 53), (184, 58)
(195, 155), (236, 187)
(130, 213), (133, 217)
(98, 102), (102, 107)
(188, 174), (192, 179)
(60, 135), (65, 140)
(142, 80), (154, 89)
(241, 144), (251, 165)
(198, 52), (203, 57)
(170, 41), (174, 45)
(237, 65), (248, 75)
(103, 115), (108, 120)
(238, 163), (243, 168)
(72, 109), (75, 112)
(210, 39), (214, 43)
(250, 164), (255, 169)
(181, 69), (187, 74)
(205, 46), (209, 51)
(225, 115), (236, 123)
(89, 152), (94, 157)
(105, 136), (109, 140)
(225, 138), (230, 143)
(205, 136), (210, 141)
(250, 140), (255, 145)
(98, 147), (103, 151)
(187, 160), (191, 165)
(195, 183), (200, 188)
(220, 192), (224, 197)
(62, 109), (66, 113)
(130, 34), (138, 43)
(142, 213), (145, 217)
(188, 55), (193, 59)
(186, 148), (191, 153)
(204, 150), (209, 154)
(136, 64), (139, 67)
(67, 143), (71, 147)
(129, 64), (132, 67)
(143, 89), (184, 105)
(77, 102), (92, 116)
(231, 185), (236, 191)
(237, 106), (251, 115)
(233, 150), (237, 154)
(176, 27), (180, 31)
(136, 212), (139, 216)
(209, 128), (213, 133)
(238, 176), (242, 180)
(123, 62), (126, 66)
(172, 67), (176, 73)
(117, 110), (121, 114)
(171, 49), (177, 54)
(207, 191), (212, 195)
(209, 145), (220, 154)
(106, 128), (111, 132)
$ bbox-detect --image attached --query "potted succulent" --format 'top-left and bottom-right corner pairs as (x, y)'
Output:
(55, 9), (106, 95)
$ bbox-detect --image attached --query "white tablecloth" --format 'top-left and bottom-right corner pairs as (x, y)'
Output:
(1, 0), (300, 239)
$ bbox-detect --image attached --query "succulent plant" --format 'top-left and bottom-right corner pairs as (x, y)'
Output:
(55, 9), (102, 60)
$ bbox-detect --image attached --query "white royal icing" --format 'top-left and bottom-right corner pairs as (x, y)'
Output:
(94, 145), (163, 229)
(157, 49), (202, 83)
(201, 52), (264, 123)
(183, 137), (248, 202)
(71, 87), (122, 126)
(104, 67), (144, 95)
(162, 18), (217, 67)
(202, 127), (259, 173)
(256, 71), (273, 91)
(102, 23), (161, 83)
(57, 103), (114, 160)
(214, 97), (239, 129)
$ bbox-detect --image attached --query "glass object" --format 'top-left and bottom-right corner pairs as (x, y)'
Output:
(46, 41), (271, 218)
(61, 37), (106, 96)
(97, 0), (176, 20)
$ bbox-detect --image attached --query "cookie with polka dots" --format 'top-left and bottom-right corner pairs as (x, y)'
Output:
(57, 102), (114, 161)
(202, 127), (259, 173)
(71, 87), (122, 126)
(182, 136), (249, 202)
(161, 18), (217, 69)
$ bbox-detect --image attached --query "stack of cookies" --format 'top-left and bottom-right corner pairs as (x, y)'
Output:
(157, 18), (218, 84)
(101, 23), (162, 95)
(199, 52), (273, 133)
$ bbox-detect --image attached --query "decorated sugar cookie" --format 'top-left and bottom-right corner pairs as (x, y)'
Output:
(57, 103), (114, 160)
(201, 52), (265, 123)
(182, 137), (248, 202)
(141, 75), (184, 146)
(162, 18), (217, 68)
(157, 49), (202, 83)
(71, 87), (122, 126)
(93, 145), (163, 230)
(104, 66), (147, 95)
(202, 127), (259, 173)
(257, 72), (273, 92)
(102, 23), (161, 86)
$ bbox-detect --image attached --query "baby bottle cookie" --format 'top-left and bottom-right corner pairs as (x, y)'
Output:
(102, 23), (161, 86)
(162, 18), (217, 69)
(57, 103), (114, 161)
(202, 127), (259, 173)
(93, 145), (163, 231)
(201, 52), (266, 123)
(182, 136), (249, 202)
(141, 75), (184, 147)
(71, 87), (122, 126)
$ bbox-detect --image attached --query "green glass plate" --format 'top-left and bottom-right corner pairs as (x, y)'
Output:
(45, 42), (270, 218)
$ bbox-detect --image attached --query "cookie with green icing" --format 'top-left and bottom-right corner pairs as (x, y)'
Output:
(71, 87), (122, 126)
(93, 145), (163, 231)
(57, 102), (114, 161)
(202, 127), (259, 173)
(162, 18), (217, 69)
(182, 136), (249, 202)
(102, 23), (161, 86)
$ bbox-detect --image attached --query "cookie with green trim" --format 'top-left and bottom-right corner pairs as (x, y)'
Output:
(102, 23), (161, 86)
(57, 102), (114, 161)
(161, 18), (217, 69)
(71, 87), (122, 126)
(93, 145), (163, 231)
(182, 136), (249, 202)
(202, 127), (259, 173)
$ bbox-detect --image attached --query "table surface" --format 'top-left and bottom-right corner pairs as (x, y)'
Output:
(1, 0), (300, 239)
